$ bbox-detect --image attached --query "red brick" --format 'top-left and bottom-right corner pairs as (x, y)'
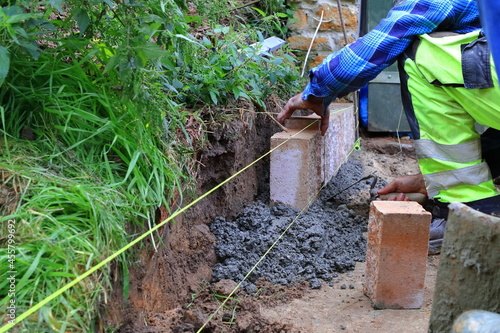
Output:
(364, 201), (431, 309)
(284, 114), (320, 131)
(270, 104), (356, 211)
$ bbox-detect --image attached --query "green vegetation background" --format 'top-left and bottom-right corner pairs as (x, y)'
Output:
(0, 0), (302, 331)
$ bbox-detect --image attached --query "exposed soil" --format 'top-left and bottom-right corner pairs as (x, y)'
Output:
(107, 103), (436, 332)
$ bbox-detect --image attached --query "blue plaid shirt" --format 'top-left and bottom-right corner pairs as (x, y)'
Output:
(303, 0), (482, 105)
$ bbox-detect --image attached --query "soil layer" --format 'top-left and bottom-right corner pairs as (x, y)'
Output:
(109, 111), (431, 332)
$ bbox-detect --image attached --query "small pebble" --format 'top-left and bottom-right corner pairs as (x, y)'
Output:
(309, 278), (322, 289)
(341, 325), (347, 330)
(340, 284), (347, 290)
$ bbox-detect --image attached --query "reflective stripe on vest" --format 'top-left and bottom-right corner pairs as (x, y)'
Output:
(425, 162), (492, 197)
(414, 139), (482, 163)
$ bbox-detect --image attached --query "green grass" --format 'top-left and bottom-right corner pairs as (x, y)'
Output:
(0, 41), (191, 331)
(0, 0), (302, 331)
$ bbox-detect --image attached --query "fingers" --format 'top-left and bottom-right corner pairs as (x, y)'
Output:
(277, 93), (303, 125)
(277, 93), (330, 136)
(377, 181), (399, 195)
(379, 192), (411, 201)
(387, 194), (398, 201)
(377, 174), (427, 195)
(397, 193), (410, 201)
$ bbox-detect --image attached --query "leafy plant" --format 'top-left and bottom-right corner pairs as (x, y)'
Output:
(0, 1), (192, 331)
(0, 0), (302, 331)
(250, 6), (291, 38)
(0, 5), (47, 86)
(160, 23), (301, 109)
(261, 0), (287, 14)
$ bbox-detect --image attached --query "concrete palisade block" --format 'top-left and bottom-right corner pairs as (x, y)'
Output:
(364, 201), (431, 309)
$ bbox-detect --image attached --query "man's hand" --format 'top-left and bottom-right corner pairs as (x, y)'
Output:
(277, 92), (330, 136)
(377, 173), (428, 201)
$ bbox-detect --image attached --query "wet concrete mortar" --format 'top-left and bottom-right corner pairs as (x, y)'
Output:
(210, 152), (388, 293)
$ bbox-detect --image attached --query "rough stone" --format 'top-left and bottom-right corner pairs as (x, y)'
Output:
(287, 36), (330, 51)
(323, 103), (356, 184)
(287, 0), (360, 55)
(310, 55), (327, 69)
(289, 9), (308, 31)
(429, 203), (500, 332)
(317, 4), (358, 31)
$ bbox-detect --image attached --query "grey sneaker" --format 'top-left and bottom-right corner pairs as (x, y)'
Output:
(428, 239), (442, 255)
(429, 217), (447, 240)
(428, 218), (446, 255)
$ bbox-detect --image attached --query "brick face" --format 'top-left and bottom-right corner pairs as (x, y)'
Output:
(270, 105), (356, 211)
(270, 127), (322, 211)
(364, 201), (431, 309)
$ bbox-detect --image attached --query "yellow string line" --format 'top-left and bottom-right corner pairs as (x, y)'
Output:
(0, 106), (357, 333)
(0, 108), (347, 333)
(197, 125), (361, 332)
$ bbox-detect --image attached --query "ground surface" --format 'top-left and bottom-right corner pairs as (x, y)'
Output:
(259, 257), (438, 333)
(114, 127), (437, 332)
(257, 137), (437, 333)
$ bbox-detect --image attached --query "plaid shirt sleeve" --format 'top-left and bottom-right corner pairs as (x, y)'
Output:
(303, 0), (481, 106)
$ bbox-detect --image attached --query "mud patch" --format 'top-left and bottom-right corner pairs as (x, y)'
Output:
(155, 279), (305, 332)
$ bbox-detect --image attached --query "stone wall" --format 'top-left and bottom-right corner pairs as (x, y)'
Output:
(287, 0), (361, 70)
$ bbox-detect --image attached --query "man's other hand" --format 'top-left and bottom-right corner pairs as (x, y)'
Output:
(277, 92), (329, 136)
(377, 173), (428, 201)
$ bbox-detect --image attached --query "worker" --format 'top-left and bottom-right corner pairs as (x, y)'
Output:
(276, 0), (500, 254)
(377, 0), (500, 253)
(378, 126), (500, 254)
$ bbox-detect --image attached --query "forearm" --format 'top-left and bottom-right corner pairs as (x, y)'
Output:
(302, 0), (476, 102)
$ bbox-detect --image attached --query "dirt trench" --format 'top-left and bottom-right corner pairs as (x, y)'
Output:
(105, 100), (284, 331)
(105, 102), (426, 332)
